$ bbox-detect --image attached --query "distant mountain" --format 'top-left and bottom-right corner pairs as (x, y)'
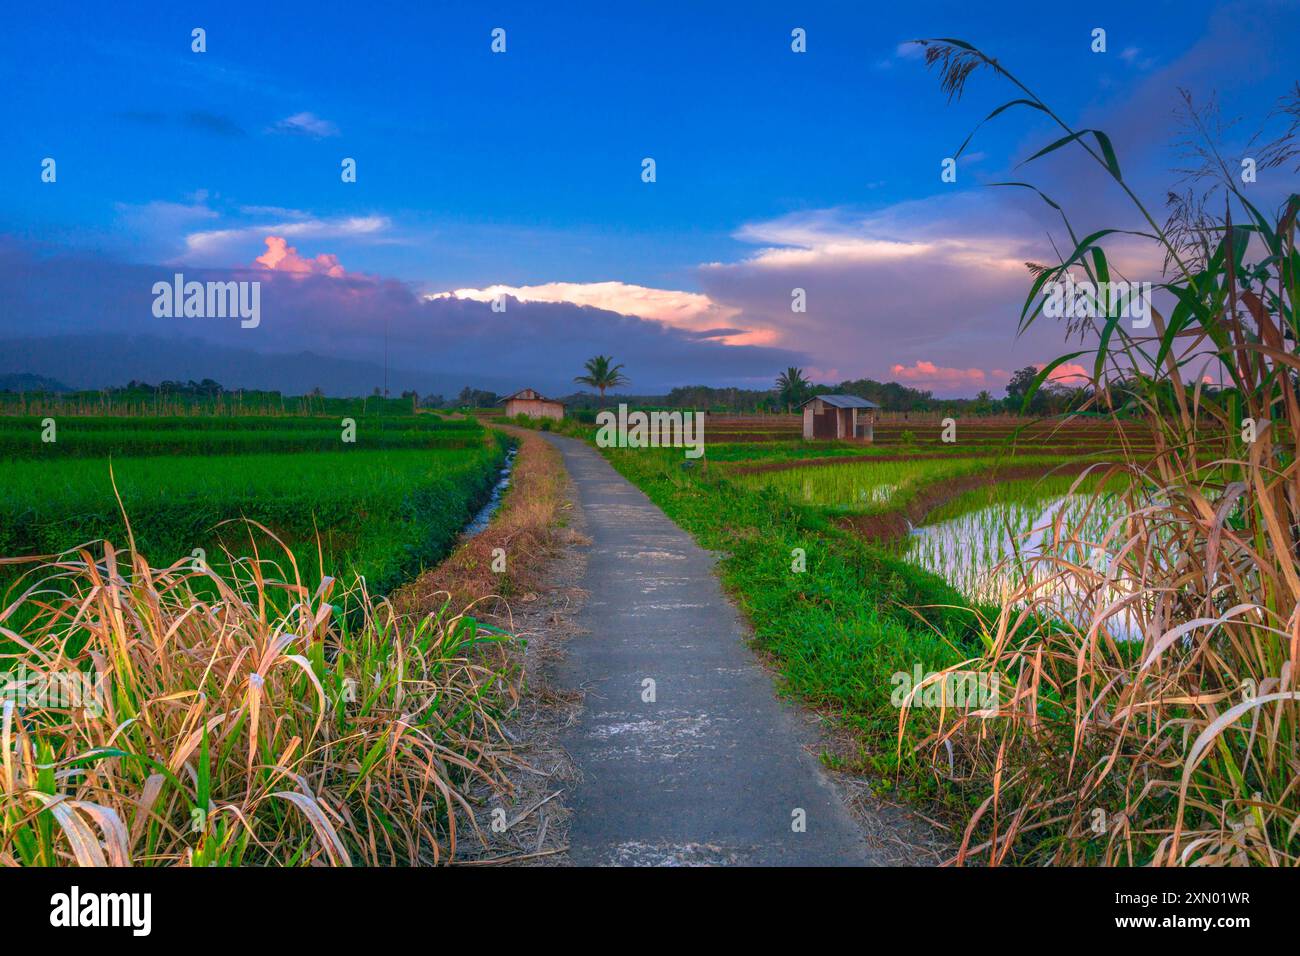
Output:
(0, 334), (522, 398)
(0, 372), (70, 393)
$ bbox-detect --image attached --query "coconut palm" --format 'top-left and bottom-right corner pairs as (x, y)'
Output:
(775, 367), (810, 411)
(574, 355), (629, 406)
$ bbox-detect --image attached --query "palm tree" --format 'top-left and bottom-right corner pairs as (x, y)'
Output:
(775, 367), (810, 412)
(574, 355), (629, 406)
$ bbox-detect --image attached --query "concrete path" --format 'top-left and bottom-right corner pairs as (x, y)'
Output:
(540, 433), (872, 866)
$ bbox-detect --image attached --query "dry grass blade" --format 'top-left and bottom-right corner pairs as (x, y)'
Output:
(0, 526), (518, 866)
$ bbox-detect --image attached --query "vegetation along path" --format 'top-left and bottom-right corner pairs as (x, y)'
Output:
(539, 433), (873, 866)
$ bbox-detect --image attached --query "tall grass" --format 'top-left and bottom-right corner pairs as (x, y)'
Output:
(0, 530), (515, 866)
(902, 39), (1300, 865)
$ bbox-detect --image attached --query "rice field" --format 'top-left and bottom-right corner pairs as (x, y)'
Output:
(904, 474), (1128, 605)
(722, 433), (1147, 620)
(732, 453), (1088, 515)
(0, 412), (507, 600)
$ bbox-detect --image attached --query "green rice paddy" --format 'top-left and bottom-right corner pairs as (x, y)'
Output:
(0, 413), (506, 599)
(733, 453), (1090, 515)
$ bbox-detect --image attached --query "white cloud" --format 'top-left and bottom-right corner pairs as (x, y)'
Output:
(875, 40), (926, 69)
(185, 215), (390, 256)
(270, 112), (340, 138)
(890, 360), (1009, 390)
(237, 205), (312, 220)
(426, 280), (770, 344)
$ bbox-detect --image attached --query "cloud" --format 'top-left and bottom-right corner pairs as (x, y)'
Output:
(117, 110), (246, 137)
(106, 193), (390, 266)
(695, 194), (1079, 395)
(113, 198), (220, 255)
(1116, 46), (1159, 71)
(889, 360), (1004, 389)
(254, 237), (347, 277)
(183, 111), (246, 137)
(0, 238), (803, 394)
(271, 112), (340, 138)
(237, 205), (311, 220)
(427, 280), (766, 343)
(185, 215), (389, 258)
(1039, 361), (1090, 385)
(875, 40), (925, 70)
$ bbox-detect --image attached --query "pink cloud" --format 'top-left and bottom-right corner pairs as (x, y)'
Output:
(1037, 361), (1090, 385)
(890, 360), (992, 389)
(254, 236), (346, 277)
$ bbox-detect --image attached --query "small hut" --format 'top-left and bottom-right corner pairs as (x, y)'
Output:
(799, 394), (878, 442)
(501, 388), (565, 421)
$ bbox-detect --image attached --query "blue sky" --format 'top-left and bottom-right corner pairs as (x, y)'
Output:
(2, 1), (1297, 395)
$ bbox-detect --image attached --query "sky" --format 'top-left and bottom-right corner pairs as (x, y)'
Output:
(1, 0), (1297, 396)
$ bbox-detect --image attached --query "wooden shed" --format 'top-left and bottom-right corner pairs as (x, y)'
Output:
(501, 388), (565, 421)
(799, 394), (879, 442)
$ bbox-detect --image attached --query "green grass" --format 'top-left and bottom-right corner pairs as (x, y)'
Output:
(0, 439), (507, 599)
(0, 413), (477, 433)
(705, 441), (891, 463)
(921, 472), (1119, 525)
(0, 413), (483, 458)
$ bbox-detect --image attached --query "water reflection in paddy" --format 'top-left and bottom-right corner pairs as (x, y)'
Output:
(906, 491), (1131, 615)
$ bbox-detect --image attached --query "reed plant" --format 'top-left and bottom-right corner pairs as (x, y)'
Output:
(901, 39), (1300, 865)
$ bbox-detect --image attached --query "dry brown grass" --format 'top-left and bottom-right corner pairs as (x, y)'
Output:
(0, 527), (518, 866)
(394, 427), (585, 865)
(396, 428), (572, 619)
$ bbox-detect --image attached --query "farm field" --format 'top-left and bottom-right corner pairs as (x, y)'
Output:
(733, 423), (1160, 615)
(10, 1), (1297, 886)
(731, 452), (1097, 516)
(0, 412), (508, 600)
(723, 434), (1144, 608)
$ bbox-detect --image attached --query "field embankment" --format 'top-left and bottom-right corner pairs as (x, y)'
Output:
(397, 426), (584, 864)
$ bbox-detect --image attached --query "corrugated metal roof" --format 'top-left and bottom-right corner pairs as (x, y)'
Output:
(800, 394), (879, 409)
(500, 388), (563, 404)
